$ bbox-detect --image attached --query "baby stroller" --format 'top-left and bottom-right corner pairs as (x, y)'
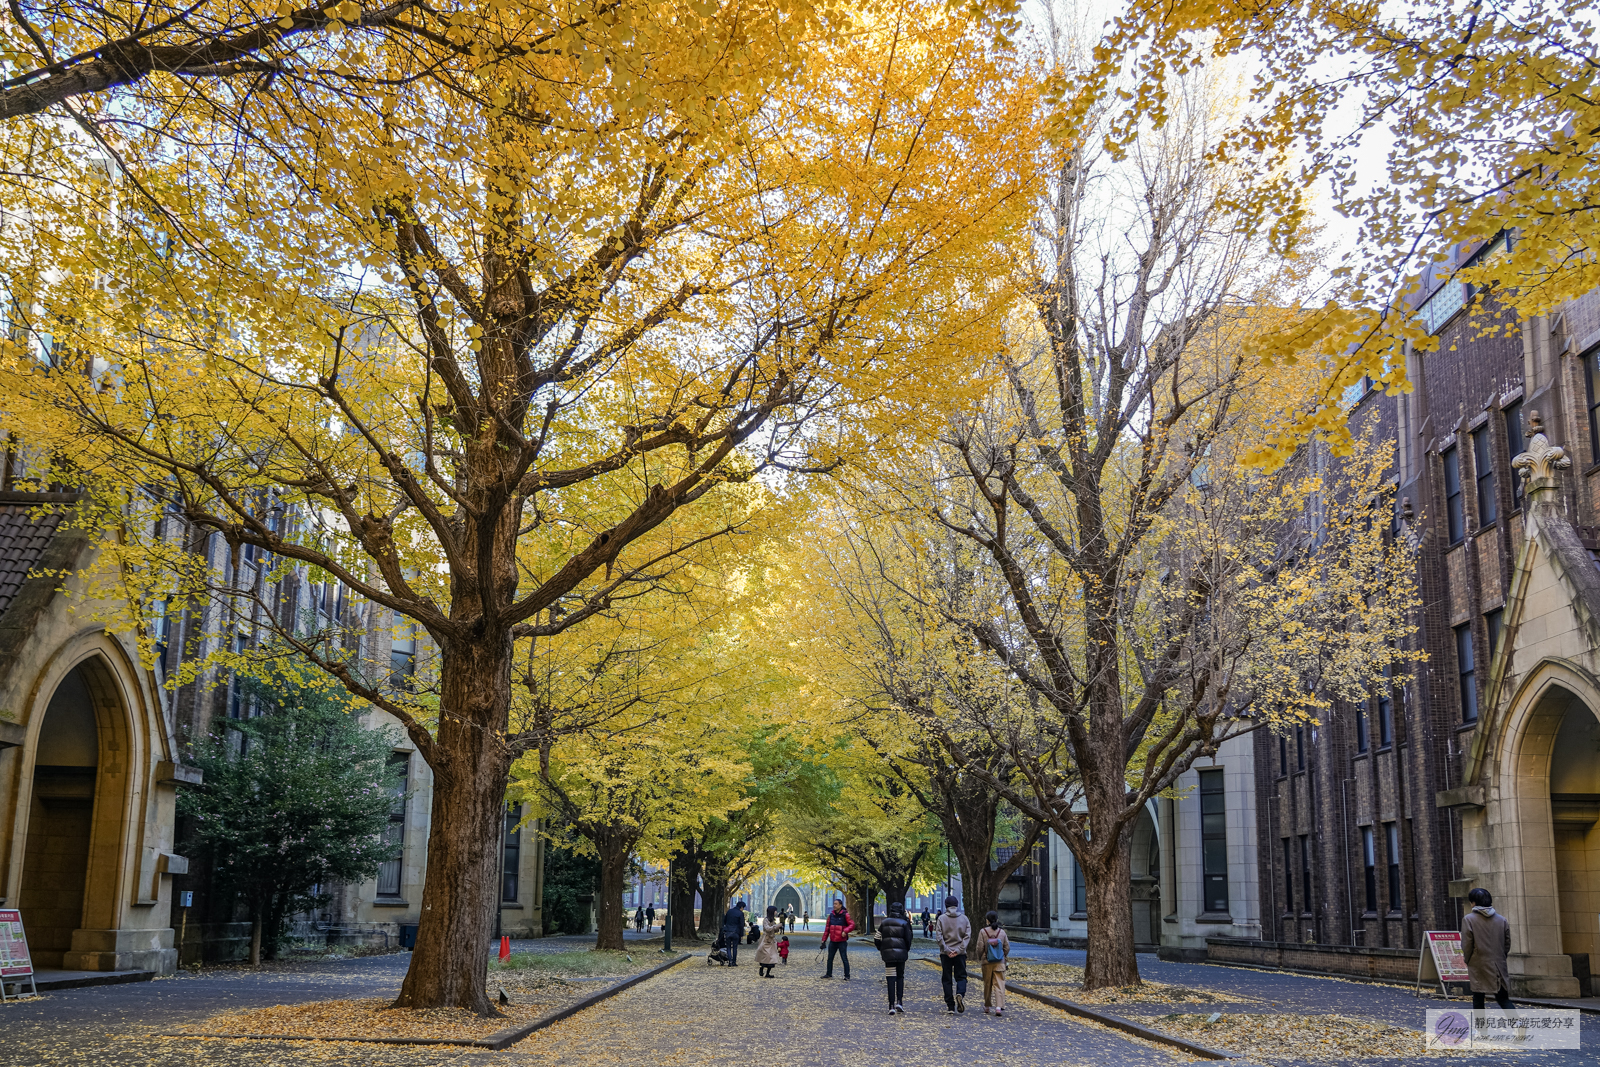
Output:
(707, 935), (731, 966)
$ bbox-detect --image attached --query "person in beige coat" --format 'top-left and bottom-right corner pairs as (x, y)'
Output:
(975, 911), (1011, 1017)
(1461, 887), (1514, 1011)
(755, 906), (783, 978)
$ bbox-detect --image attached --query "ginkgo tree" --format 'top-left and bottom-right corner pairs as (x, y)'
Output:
(0, 0), (1036, 1012)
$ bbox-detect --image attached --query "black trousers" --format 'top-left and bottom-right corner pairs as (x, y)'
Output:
(884, 961), (905, 1005)
(1472, 985), (1514, 1011)
(724, 936), (739, 965)
(940, 952), (969, 1007)
(825, 939), (850, 977)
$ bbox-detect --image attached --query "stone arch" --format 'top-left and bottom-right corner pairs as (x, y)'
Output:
(773, 883), (802, 917)
(1484, 658), (1600, 989)
(12, 633), (153, 969)
(1129, 803), (1160, 949)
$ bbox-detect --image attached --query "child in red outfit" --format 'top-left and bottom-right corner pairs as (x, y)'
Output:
(778, 936), (790, 964)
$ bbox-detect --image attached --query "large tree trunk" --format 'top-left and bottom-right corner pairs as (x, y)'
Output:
(670, 843), (702, 940)
(699, 858), (728, 937)
(1081, 841), (1139, 988)
(593, 831), (632, 951)
(394, 643), (513, 1014)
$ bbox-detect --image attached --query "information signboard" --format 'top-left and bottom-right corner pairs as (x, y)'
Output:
(0, 909), (37, 1001)
(1419, 930), (1472, 998)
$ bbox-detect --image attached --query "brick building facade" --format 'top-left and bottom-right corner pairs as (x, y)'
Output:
(1249, 237), (1600, 995)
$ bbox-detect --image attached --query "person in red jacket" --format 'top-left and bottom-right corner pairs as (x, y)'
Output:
(820, 898), (855, 980)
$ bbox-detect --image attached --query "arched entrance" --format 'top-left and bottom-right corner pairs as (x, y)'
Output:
(1548, 698), (1600, 963)
(773, 884), (802, 917)
(1129, 807), (1160, 951)
(19, 666), (100, 967)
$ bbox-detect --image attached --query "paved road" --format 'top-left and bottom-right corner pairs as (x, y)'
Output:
(2, 931), (1596, 1065)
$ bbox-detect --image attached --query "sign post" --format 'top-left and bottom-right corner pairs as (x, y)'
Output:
(1419, 930), (1472, 999)
(0, 909), (38, 1001)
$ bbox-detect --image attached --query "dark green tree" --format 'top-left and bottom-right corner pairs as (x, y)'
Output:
(540, 840), (601, 935)
(179, 671), (402, 963)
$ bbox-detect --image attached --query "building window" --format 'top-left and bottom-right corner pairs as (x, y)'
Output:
(1503, 401), (1525, 510)
(502, 805), (521, 903)
(1355, 699), (1369, 754)
(1279, 734), (1288, 777)
(376, 751), (409, 897)
(1377, 667), (1394, 748)
(1295, 725), (1305, 771)
(1299, 835), (1313, 914)
(1282, 838), (1295, 915)
(1362, 827), (1378, 913)
(1199, 769), (1229, 914)
(1456, 623), (1478, 723)
(1587, 346), (1600, 465)
(1071, 857), (1087, 916)
(1485, 608), (1504, 661)
(1421, 276), (1466, 334)
(390, 624), (417, 687)
(1472, 426), (1496, 527)
(227, 632), (248, 720)
(1385, 822), (1402, 914)
(1442, 447), (1465, 544)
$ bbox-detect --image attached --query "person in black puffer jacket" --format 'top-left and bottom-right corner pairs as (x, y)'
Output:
(873, 901), (914, 1014)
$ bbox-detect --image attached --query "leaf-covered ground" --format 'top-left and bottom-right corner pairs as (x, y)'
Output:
(1132, 1012), (1468, 1062)
(1004, 960), (1255, 1005)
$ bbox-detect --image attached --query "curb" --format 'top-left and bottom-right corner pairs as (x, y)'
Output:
(157, 951), (693, 1050)
(35, 970), (155, 991)
(1004, 982), (1241, 1060)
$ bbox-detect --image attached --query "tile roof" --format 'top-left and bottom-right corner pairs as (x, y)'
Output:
(0, 502), (65, 619)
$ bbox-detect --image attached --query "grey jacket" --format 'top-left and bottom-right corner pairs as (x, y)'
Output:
(934, 907), (971, 957)
(1461, 907), (1511, 994)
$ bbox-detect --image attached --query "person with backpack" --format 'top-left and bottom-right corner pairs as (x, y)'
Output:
(820, 897), (855, 979)
(645, 902), (656, 932)
(634, 905), (645, 933)
(720, 900), (748, 966)
(934, 894), (971, 1013)
(975, 911), (1011, 1016)
(873, 902), (914, 1014)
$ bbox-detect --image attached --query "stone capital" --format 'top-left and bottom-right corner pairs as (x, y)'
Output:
(1512, 409), (1570, 498)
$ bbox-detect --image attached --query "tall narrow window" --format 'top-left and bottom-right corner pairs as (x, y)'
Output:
(1299, 835), (1313, 914)
(1282, 838), (1295, 915)
(1355, 699), (1369, 753)
(1503, 401), (1525, 511)
(1295, 725), (1306, 771)
(1071, 858), (1087, 916)
(1279, 734), (1288, 777)
(1456, 623), (1478, 722)
(390, 624), (417, 687)
(1377, 665), (1394, 748)
(227, 632), (248, 719)
(1586, 346), (1600, 464)
(1384, 822), (1402, 913)
(1485, 608), (1504, 661)
(1443, 447), (1465, 544)
(1362, 827), (1378, 912)
(502, 805), (521, 903)
(376, 752), (409, 897)
(1199, 769), (1229, 914)
(1473, 426), (1497, 526)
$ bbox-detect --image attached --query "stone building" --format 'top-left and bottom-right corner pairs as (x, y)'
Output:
(0, 482), (544, 976)
(1048, 732), (1263, 958)
(1240, 238), (1600, 996)
(0, 490), (189, 975)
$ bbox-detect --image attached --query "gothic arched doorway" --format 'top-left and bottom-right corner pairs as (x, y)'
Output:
(19, 666), (100, 967)
(773, 884), (802, 917)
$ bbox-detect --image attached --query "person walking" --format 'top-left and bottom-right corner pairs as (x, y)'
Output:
(1462, 887), (1515, 1012)
(934, 894), (972, 1014)
(756, 906), (784, 977)
(873, 901), (914, 1014)
(820, 898), (855, 979)
(778, 935), (790, 965)
(802, 910), (810, 931)
(645, 902), (656, 932)
(920, 908), (932, 939)
(634, 905), (645, 933)
(975, 911), (1010, 1017)
(721, 900), (748, 967)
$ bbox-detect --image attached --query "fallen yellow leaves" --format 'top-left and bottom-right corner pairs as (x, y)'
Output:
(1133, 1012), (1483, 1061)
(1004, 962), (1254, 1006)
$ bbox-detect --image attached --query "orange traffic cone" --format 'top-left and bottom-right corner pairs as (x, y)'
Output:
(499, 935), (511, 961)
